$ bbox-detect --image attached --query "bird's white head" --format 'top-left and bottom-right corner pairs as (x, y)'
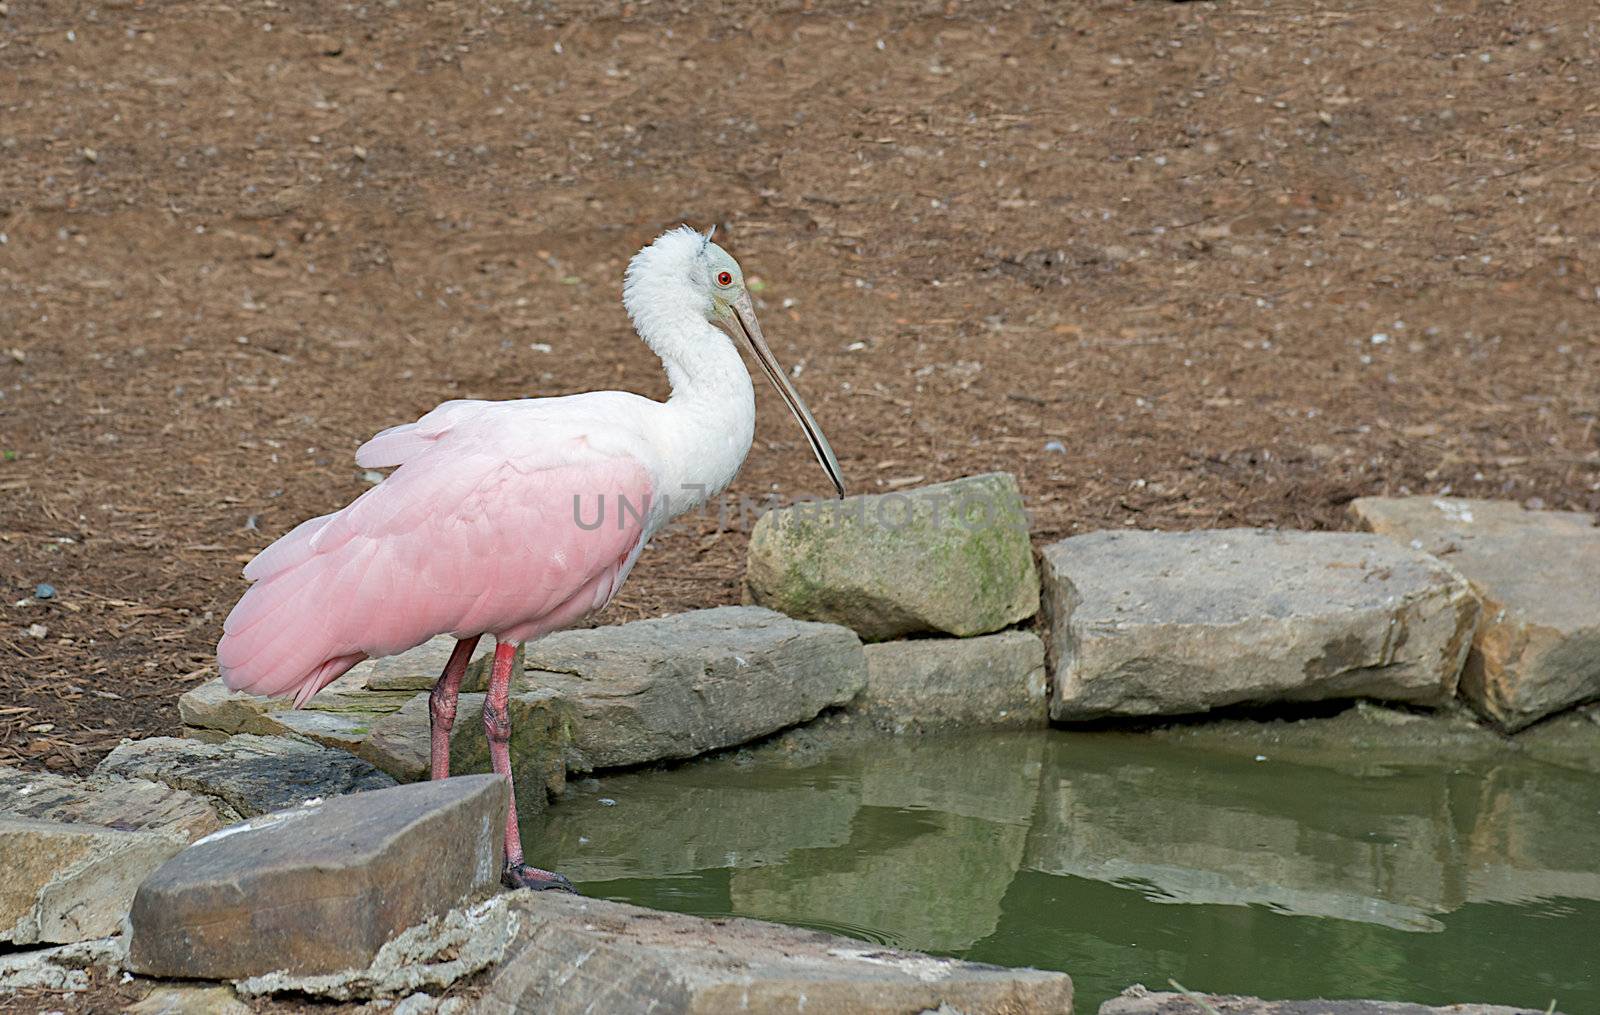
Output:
(622, 226), (845, 498)
(622, 225), (745, 326)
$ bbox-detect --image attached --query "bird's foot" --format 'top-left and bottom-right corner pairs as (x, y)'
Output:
(503, 862), (578, 893)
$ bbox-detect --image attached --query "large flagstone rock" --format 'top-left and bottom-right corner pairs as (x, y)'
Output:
(477, 892), (1073, 1014)
(1350, 496), (1600, 730)
(521, 606), (865, 770)
(0, 818), (185, 945)
(126, 775), (507, 980)
(744, 472), (1039, 641)
(1041, 528), (1480, 720)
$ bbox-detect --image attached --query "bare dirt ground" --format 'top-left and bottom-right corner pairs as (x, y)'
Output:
(2, 0), (1597, 774)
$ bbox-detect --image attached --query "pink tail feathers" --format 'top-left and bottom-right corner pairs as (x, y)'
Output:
(218, 517), (369, 708)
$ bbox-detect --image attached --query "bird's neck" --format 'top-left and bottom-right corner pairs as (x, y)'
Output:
(638, 307), (756, 516)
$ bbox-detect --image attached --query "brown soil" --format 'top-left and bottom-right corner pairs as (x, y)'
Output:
(2, 0), (1597, 775)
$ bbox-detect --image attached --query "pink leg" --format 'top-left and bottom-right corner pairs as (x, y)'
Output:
(484, 640), (575, 893)
(428, 636), (480, 781)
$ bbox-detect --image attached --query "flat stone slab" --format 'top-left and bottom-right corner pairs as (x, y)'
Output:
(97, 735), (396, 821)
(1350, 496), (1600, 730)
(358, 689), (569, 817)
(855, 631), (1048, 729)
(1101, 987), (1561, 1014)
(522, 606), (865, 770)
(0, 764), (221, 842)
(0, 818), (185, 945)
(1041, 529), (1481, 720)
(127, 774), (507, 980)
(477, 892), (1073, 1014)
(744, 472), (1039, 641)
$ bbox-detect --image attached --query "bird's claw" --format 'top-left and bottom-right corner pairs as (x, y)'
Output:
(503, 863), (578, 893)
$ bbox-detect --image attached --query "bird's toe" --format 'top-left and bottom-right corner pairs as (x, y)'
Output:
(503, 863), (578, 894)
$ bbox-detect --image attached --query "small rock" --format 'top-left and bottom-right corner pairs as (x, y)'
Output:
(306, 32), (345, 57)
(26, 623), (47, 639)
(128, 775), (508, 980)
(523, 606), (865, 770)
(33, 583), (54, 600)
(0, 818), (185, 945)
(1041, 529), (1480, 720)
(1350, 496), (1600, 730)
(390, 992), (444, 1015)
(97, 735), (395, 821)
(744, 472), (1039, 641)
(476, 892), (1074, 1014)
(125, 984), (251, 1015)
(0, 936), (124, 992)
(854, 631), (1048, 729)
(1099, 987), (1561, 1014)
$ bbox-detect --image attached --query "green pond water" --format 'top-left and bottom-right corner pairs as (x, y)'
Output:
(525, 726), (1600, 1012)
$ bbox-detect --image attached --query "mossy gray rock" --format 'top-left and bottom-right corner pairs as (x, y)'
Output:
(743, 472), (1039, 641)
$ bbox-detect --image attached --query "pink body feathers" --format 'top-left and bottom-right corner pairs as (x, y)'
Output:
(217, 394), (657, 708)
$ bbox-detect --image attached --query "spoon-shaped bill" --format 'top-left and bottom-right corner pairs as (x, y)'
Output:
(727, 292), (847, 499)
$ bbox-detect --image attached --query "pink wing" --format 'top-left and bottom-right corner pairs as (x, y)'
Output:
(217, 399), (655, 707)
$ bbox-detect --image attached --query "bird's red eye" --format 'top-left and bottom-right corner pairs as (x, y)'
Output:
(717, 271), (733, 286)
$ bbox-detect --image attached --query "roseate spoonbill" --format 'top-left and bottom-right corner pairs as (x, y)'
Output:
(216, 227), (845, 891)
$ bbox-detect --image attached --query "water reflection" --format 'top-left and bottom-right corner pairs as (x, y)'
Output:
(527, 727), (1600, 1010)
